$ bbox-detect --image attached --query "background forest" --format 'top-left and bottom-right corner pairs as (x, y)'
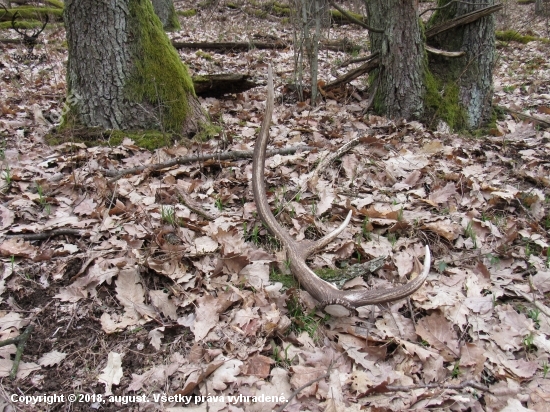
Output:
(0, 0), (550, 411)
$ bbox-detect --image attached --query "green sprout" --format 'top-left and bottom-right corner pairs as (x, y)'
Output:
(161, 205), (176, 225)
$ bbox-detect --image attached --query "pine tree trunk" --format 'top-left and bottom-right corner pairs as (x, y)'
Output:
(428, 0), (496, 129)
(64, 0), (204, 135)
(151, 0), (181, 31)
(365, 0), (425, 120)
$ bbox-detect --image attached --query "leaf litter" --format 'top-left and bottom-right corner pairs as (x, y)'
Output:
(0, 1), (549, 411)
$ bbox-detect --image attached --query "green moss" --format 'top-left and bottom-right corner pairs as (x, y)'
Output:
(125, 0), (196, 133)
(314, 268), (342, 281)
(2, 7), (63, 22)
(265, 1), (291, 16)
(45, 0), (64, 9)
(270, 271), (298, 289)
(330, 9), (366, 24)
(194, 122), (221, 141)
(177, 9), (197, 17)
(0, 20), (44, 29)
(45, 128), (177, 150)
(424, 69), (466, 130)
(244, 7), (267, 18)
(226, 2), (239, 9)
(496, 30), (538, 44)
(195, 50), (213, 60)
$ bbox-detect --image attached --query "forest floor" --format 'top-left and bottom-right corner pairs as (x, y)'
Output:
(0, 1), (550, 411)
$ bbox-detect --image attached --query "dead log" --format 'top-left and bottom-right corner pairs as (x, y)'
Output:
(192, 73), (259, 97)
(172, 39), (362, 53)
(172, 41), (288, 51)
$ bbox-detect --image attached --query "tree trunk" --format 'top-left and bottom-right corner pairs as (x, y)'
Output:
(291, 0), (329, 104)
(365, 0), (425, 120)
(536, 0), (550, 16)
(151, 0), (181, 31)
(64, 0), (205, 136)
(427, 0), (496, 129)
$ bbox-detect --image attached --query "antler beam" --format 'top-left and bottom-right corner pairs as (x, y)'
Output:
(252, 66), (431, 310)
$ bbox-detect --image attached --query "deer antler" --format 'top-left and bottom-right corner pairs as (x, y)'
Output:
(252, 66), (431, 310)
(11, 11), (49, 53)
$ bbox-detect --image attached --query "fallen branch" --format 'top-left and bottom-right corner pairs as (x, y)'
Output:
(172, 40), (288, 51)
(172, 39), (361, 53)
(192, 73), (258, 97)
(507, 286), (550, 318)
(365, 379), (490, 395)
(0, 38), (39, 45)
(338, 54), (374, 68)
(324, 54), (379, 91)
(497, 106), (550, 128)
(175, 190), (216, 221)
(104, 145), (315, 182)
(0, 324), (34, 380)
(4, 228), (83, 240)
(277, 135), (362, 218)
(425, 4), (503, 39)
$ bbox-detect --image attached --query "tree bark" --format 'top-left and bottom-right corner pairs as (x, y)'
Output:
(535, 0), (550, 16)
(428, 0), (496, 129)
(365, 0), (425, 120)
(151, 0), (181, 31)
(64, 0), (205, 136)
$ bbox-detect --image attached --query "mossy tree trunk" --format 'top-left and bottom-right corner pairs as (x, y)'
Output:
(64, 0), (205, 136)
(152, 0), (181, 31)
(427, 0), (496, 129)
(365, 0), (425, 120)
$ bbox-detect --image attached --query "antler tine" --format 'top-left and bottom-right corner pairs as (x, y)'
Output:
(304, 210), (352, 256)
(11, 11), (25, 36)
(252, 65), (431, 311)
(35, 14), (49, 37)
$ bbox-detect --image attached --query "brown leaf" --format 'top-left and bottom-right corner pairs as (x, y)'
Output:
(415, 312), (459, 361)
(242, 354), (274, 378)
(290, 365), (325, 398)
(0, 238), (37, 258)
(0, 205), (14, 230)
(428, 182), (457, 204)
(459, 342), (486, 377)
(500, 358), (538, 380)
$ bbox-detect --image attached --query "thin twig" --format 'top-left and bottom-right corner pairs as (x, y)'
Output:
(7, 324), (34, 380)
(497, 105), (550, 128)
